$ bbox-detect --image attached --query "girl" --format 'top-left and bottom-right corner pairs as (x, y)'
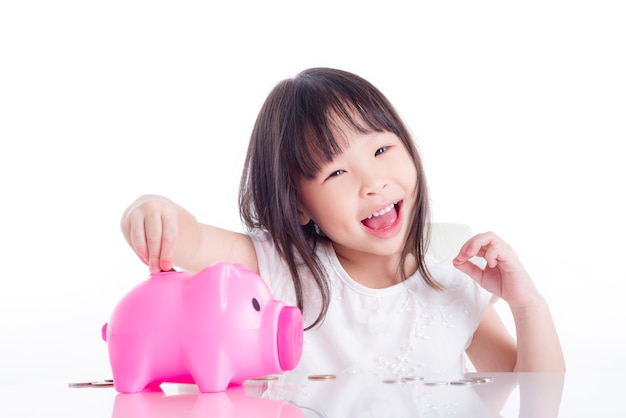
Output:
(121, 68), (565, 379)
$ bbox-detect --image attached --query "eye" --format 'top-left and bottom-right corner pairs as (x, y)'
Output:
(375, 146), (388, 156)
(252, 298), (260, 311)
(326, 169), (345, 179)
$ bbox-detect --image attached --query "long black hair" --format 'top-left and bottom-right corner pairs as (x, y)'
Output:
(239, 68), (439, 330)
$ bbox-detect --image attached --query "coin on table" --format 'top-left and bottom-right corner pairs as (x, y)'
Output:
(90, 381), (115, 387)
(468, 377), (494, 384)
(450, 379), (477, 386)
(251, 375), (280, 381)
(382, 378), (404, 384)
(68, 382), (92, 388)
(401, 376), (425, 382)
(423, 381), (449, 386)
(307, 374), (337, 381)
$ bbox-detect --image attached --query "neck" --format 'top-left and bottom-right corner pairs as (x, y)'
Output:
(334, 248), (417, 289)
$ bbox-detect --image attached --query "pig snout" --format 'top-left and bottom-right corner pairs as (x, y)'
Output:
(276, 306), (303, 371)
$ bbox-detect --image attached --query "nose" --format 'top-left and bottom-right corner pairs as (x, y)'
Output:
(359, 168), (387, 197)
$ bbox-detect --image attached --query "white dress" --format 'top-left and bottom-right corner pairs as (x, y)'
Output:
(250, 230), (491, 381)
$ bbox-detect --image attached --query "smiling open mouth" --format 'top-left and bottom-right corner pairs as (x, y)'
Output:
(361, 202), (400, 231)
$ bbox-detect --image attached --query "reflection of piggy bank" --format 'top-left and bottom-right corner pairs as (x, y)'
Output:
(111, 386), (304, 418)
(102, 262), (303, 393)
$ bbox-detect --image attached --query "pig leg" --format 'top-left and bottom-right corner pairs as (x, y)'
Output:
(108, 336), (156, 393)
(184, 344), (232, 392)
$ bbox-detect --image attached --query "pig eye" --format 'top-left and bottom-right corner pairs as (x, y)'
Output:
(252, 298), (260, 311)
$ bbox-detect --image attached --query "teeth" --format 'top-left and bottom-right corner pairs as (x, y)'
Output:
(367, 203), (396, 219)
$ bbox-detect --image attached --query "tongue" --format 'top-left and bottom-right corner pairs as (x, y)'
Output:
(362, 208), (397, 231)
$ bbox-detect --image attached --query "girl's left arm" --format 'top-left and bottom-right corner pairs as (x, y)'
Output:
(454, 232), (566, 372)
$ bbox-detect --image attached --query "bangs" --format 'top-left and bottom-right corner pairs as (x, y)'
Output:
(290, 79), (400, 180)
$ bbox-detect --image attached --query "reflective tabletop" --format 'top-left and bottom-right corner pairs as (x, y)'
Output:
(0, 370), (621, 417)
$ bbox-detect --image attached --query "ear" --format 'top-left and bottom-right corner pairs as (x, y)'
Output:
(297, 204), (312, 226)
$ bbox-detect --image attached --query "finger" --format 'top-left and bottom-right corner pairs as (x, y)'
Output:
(127, 215), (150, 266)
(158, 217), (177, 272)
(144, 212), (164, 274)
(455, 234), (490, 263)
(452, 258), (484, 282)
(483, 245), (502, 269)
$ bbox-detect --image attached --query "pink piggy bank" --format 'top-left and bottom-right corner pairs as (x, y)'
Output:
(102, 262), (303, 393)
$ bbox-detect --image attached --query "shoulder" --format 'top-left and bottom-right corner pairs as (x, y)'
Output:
(247, 229), (300, 303)
(249, 230), (333, 273)
(248, 229), (286, 267)
(248, 229), (281, 275)
(248, 230), (331, 319)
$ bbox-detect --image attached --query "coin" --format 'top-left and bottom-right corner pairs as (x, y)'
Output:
(68, 382), (92, 388)
(468, 377), (494, 384)
(307, 374), (336, 381)
(450, 379), (477, 386)
(90, 381), (114, 387)
(423, 381), (449, 386)
(401, 376), (425, 382)
(251, 375), (279, 381)
(68, 379), (114, 388)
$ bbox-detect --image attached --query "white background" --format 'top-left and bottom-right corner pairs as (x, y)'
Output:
(1, 0), (624, 387)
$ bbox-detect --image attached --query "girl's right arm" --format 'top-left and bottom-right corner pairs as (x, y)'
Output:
(120, 195), (258, 274)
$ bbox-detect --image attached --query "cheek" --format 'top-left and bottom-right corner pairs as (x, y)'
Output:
(299, 188), (328, 224)
(406, 156), (420, 182)
(396, 158), (419, 189)
(312, 196), (344, 222)
(408, 168), (419, 192)
(307, 190), (351, 227)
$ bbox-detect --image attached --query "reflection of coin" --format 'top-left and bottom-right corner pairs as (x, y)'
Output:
(424, 381), (448, 386)
(468, 377), (494, 384)
(251, 375), (279, 381)
(382, 378), (403, 384)
(401, 376), (424, 382)
(308, 374), (336, 381)
(451, 379), (477, 386)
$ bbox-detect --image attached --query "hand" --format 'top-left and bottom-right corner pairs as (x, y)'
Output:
(120, 195), (179, 274)
(452, 232), (541, 309)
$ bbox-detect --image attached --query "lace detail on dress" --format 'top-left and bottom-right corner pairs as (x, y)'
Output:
(366, 289), (474, 379)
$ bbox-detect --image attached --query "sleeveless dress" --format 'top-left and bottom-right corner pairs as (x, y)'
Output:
(250, 230), (491, 380)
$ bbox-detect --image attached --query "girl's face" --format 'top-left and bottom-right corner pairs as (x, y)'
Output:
(298, 126), (418, 264)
